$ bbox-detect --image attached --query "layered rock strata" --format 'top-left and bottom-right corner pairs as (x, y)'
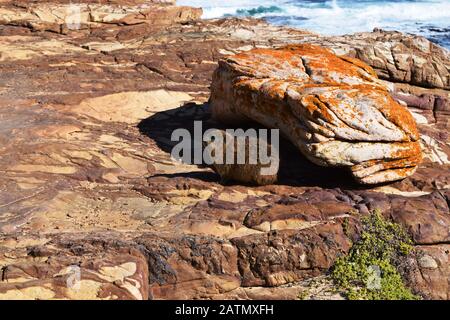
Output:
(0, 0), (448, 300)
(211, 45), (423, 184)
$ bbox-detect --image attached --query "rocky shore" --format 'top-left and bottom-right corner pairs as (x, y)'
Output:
(0, 0), (448, 300)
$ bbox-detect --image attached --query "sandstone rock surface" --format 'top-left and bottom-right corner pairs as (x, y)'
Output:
(0, 0), (202, 33)
(0, 0), (448, 300)
(316, 30), (450, 90)
(211, 45), (423, 184)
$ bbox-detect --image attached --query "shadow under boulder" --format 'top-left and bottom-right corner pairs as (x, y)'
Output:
(138, 102), (362, 189)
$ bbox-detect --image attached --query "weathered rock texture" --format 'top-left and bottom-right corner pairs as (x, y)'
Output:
(316, 30), (450, 90)
(211, 45), (423, 184)
(0, 1), (449, 300)
(0, 0), (202, 32)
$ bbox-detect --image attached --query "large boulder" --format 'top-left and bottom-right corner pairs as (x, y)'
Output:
(210, 44), (423, 185)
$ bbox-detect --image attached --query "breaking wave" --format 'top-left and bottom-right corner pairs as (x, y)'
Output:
(233, 5), (283, 17)
(178, 0), (450, 48)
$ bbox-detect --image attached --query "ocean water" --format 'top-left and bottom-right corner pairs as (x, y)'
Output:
(178, 0), (450, 49)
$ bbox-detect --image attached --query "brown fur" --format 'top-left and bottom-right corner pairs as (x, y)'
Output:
(204, 130), (278, 186)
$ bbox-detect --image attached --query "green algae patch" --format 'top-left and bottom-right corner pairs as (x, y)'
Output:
(331, 210), (419, 300)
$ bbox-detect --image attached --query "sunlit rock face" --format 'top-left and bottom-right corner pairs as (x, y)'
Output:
(211, 44), (423, 184)
(315, 30), (450, 90)
(0, 0), (447, 300)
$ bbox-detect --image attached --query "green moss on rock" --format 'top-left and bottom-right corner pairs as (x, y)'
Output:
(331, 210), (419, 300)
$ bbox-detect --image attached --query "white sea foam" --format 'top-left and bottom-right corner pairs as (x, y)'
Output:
(178, 0), (450, 47)
(179, 0), (280, 18)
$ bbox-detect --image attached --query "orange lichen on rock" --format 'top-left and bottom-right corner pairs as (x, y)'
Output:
(211, 44), (423, 184)
(338, 55), (378, 78)
(373, 91), (420, 141)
